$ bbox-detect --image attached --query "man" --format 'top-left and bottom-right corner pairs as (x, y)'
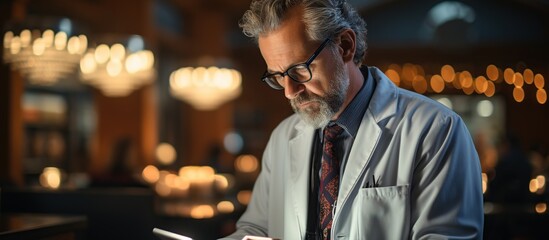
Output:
(222, 0), (483, 239)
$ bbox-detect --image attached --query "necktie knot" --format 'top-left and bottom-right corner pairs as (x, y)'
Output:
(323, 123), (343, 142)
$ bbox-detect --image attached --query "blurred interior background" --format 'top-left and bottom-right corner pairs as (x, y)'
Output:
(0, 0), (548, 239)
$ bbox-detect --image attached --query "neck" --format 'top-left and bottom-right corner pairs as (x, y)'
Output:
(332, 64), (364, 120)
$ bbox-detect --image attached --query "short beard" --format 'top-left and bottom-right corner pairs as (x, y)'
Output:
(290, 60), (348, 129)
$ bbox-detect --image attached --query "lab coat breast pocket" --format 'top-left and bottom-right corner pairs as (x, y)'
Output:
(349, 185), (410, 240)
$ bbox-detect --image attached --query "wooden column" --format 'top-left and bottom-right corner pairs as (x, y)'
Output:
(0, 0), (26, 186)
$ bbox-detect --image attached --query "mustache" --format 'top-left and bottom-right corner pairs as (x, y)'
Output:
(291, 92), (321, 105)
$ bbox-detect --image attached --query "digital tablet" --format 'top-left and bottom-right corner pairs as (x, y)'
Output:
(242, 236), (278, 240)
(152, 228), (193, 240)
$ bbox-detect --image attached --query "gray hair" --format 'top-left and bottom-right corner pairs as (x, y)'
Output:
(239, 0), (367, 65)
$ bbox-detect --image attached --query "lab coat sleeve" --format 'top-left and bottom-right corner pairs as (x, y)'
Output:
(410, 114), (484, 239)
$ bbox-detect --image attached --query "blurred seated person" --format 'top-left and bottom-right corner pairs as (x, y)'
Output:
(91, 137), (146, 188)
(487, 134), (532, 203)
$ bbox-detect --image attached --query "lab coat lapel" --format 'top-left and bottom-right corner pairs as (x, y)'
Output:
(335, 66), (398, 221)
(289, 121), (315, 237)
(336, 111), (381, 216)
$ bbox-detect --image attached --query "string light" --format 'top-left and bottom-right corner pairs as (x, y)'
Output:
(384, 63), (546, 104)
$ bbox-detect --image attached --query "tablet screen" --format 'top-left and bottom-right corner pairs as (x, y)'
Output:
(152, 228), (193, 240)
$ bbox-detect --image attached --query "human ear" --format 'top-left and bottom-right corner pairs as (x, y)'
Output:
(336, 29), (356, 63)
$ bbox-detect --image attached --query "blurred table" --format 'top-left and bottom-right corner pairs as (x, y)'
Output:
(0, 213), (86, 240)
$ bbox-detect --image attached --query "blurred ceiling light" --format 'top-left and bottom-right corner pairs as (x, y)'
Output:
(384, 69), (400, 86)
(178, 166), (215, 184)
(534, 74), (545, 89)
(80, 35), (155, 97)
(436, 97), (453, 110)
(223, 131), (244, 154)
(217, 201), (235, 213)
(155, 181), (171, 197)
(513, 87), (525, 102)
(476, 100), (494, 117)
(3, 20), (87, 85)
(214, 174), (229, 191)
(486, 65), (499, 81)
(535, 203), (547, 214)
(481, 173), (488, 194)
(190, 205), (215, 219)
(177, 177), (191, 191)
(530, 178), (539, 193)
(39, 167), (62, 189)
(513, 73), (524, 88)
(440, 65), (455, 83)
(156, 142), (177, 165)
(164, 173), (179, 188)
(484, 81), (496, 97)
(170, 66), (242, 110)
(537, 175), (546, 189)
(142, 165), (160, 184)
(430, 75), (445, 93)
(474, 76), (488, 94)
(385, 63), (546, 104)
(504, 68), (515, 84)
(235, 154), (259, 173)
(412, 75), (427, 94)
(537, 89), (547, 104)
(523, 69), (534, 84)
(427, 1), (475, 28)
(237, 190), (252, 206)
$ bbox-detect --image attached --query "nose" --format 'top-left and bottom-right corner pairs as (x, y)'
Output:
(283, 76), (305, 99)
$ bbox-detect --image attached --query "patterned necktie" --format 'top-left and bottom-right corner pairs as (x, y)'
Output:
(319, 123), (344, 240)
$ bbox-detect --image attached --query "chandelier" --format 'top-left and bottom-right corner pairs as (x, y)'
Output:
(3, 27), (88, 85)
(79, 35), (155, 97)
(169, 66), (242, 110)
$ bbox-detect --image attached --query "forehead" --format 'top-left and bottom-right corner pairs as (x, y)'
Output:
(257, 7), (314, 71)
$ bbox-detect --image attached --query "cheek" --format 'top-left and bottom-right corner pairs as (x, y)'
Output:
(306, 48), (343, 95)
(311, 63), (340, 93)
(305, 75), (330, 97)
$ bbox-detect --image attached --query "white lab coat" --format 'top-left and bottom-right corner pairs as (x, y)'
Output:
(222, 67), (484, 240)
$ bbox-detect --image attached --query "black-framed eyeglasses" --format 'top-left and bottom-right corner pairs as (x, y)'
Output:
(261, 38), (332, 90)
